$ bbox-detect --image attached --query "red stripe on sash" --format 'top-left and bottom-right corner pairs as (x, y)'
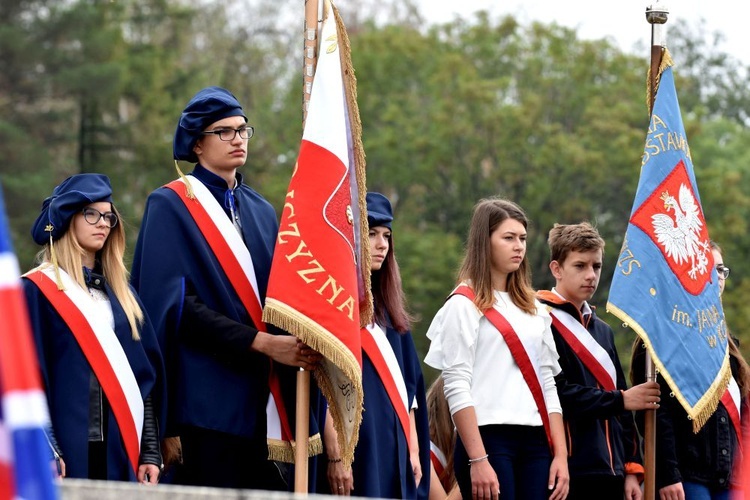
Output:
(360, 327), (410, 446)
(26, 271), (140, 473)
(550, 315), (616, 391)
(165, 180), (293, 442)
(721, 388), (742, 451)
(453, 286), (553, 451)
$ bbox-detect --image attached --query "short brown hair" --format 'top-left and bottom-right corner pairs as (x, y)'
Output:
(547, 222), (605, 265)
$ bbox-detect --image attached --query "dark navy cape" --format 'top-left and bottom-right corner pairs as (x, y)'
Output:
(131, 165), (280, 439)
(352, 323), (430, 499)
(21, 276), (163, 480)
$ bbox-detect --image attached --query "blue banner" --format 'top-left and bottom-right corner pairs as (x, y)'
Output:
(607, 61), (729, 430)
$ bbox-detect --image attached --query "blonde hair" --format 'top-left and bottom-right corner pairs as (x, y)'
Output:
(39, 205), (144, 340)
(457, 197), (536, 314)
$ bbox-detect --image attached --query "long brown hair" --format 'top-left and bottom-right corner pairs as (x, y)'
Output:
(38, 205), (144, 340)
(427, 376), (456, 490)
(371, 228), (413, 333)
(457, 197), (536, 314)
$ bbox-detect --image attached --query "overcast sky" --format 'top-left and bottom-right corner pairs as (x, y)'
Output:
(416, 0), (747, 64)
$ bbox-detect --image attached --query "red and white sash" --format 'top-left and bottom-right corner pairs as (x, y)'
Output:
(430, 441), (447, 478)
(360, 323), (411, 445)
(25, 267), (143, 473)
(721, 377), (742, 449)
(453, 285), (553, 450)
(165, 177), (294, 450)
(549, 308), (617, 391)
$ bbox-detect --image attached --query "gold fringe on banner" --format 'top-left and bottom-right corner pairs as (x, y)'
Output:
(607, 302), (731, 433)
(333, 3), (373, 328)
(268, 433), (323, 463)
(263, 300), (364, 469)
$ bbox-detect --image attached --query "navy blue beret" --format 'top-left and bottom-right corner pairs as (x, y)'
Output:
(31, 174), (113, 245)
(173, 86), (247, 163)
(366, 192), (393, 229)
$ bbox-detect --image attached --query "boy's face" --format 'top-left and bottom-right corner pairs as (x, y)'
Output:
(550, 248), (603, 309)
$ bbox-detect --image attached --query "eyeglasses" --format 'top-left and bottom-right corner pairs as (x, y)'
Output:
(81, 207), (118, 228)
(201, 126), (255, 141)
(717, 264), (730, 280)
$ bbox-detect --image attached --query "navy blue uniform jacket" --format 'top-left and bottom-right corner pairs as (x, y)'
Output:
(353, 323), (430, 499)
(537, 291), (643, 481)
(22, 276), (164, 480)
(131, 165), (278, 440)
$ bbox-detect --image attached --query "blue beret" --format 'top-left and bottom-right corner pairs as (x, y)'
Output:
(173, 86), (247, 163)
(31, 174), (113, 245)
(366, 192), (393, 229)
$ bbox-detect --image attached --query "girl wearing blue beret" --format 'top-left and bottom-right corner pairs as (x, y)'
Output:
(323, 192), (431, 499)
(22, 173), (165, 483)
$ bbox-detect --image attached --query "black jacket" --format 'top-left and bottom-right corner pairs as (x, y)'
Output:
(632, 342), (743, 490)
(538, 291), (643, 480)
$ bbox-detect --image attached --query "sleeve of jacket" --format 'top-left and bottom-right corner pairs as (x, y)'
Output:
(179, 280), (266, 366)
(138, 395), (162, 467)
(631, 343), (682, 488)
(615, 342), (643, 470)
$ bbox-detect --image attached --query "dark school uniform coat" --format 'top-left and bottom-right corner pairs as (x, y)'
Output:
(353, 322), (431, 499)
(22, 275), (163, 481)
(537, 291), (642, 481)
(130, 165), (279, 440)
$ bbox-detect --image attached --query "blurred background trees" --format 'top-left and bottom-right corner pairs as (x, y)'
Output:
(3, 0), (749, 381)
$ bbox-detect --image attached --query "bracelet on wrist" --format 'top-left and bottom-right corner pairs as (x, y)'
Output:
(468, 454), (489, 466)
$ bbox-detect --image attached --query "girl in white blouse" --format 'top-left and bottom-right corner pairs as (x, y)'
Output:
(425, 198), (569, 500)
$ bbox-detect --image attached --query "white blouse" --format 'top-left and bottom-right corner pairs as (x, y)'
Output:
(424, 288), (562, 428)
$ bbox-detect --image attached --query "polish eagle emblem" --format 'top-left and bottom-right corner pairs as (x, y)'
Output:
(651, 183), (710, 280)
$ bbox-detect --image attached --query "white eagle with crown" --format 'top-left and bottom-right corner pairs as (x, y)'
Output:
(651, 183), (710, 280)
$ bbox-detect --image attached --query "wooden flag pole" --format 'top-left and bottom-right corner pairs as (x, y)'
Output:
(294, 0), (322, 493)
(644, 6), (669, 499)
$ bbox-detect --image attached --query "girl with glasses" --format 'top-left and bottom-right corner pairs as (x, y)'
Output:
(22, 173), (164, 483)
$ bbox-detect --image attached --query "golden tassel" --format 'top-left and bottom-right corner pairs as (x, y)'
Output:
(47, 231), (64, 291)
(174, 160), (195, 199)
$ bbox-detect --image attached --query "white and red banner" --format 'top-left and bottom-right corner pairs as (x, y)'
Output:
(0, 184), (57, 500)
(262, 0), (369, 468)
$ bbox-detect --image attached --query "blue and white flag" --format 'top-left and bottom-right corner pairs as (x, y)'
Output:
(607, 51), (729, 430)
(0, 182), (58, 500)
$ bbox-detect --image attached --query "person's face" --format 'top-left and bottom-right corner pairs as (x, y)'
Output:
(550, 249), (603, 309)
(72, 201), (113, 259)
(490, 218), (526, 278)
(712, 247), (726, 296)
(193, 116), (249, 174)
(369, 226), (391, 272)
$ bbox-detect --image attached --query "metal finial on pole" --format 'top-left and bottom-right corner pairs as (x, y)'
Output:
(646, 2), (669, 112)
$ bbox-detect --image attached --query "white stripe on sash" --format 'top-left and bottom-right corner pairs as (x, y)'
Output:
(40, 267), (144, 446)
(728, 377), (741, 417)
(430, 441), (447, 468)
(366, 323), (409, 413)
(550, 309), (617, 389)
(181, 176), (261, 302)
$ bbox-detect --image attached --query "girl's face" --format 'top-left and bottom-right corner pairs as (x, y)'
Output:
(712, 247), (726, 296)
(489, 218), (526, 278)
(369, 226), (391, 272)
(72, 201), (114, 262)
